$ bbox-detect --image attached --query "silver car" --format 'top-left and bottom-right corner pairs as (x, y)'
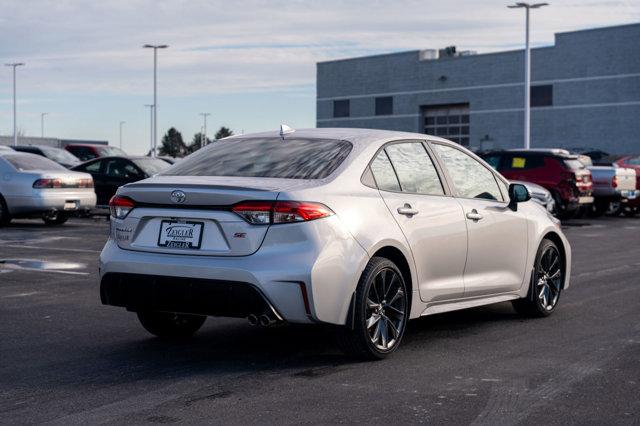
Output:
(100, 128), (571, 359)
(0, 152), (96, 226)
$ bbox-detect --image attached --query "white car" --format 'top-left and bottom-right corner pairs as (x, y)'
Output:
(0, 152), (96, 226)
(100, 128), (571, 359)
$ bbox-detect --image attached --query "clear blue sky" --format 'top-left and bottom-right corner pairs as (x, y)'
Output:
(1, 0), (638, 154)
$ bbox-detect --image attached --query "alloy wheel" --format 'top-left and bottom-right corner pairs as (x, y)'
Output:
(365, 268), (406, 351)
(535, 245), (562, 311)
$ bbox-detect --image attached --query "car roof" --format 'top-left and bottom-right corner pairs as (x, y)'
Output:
(224, 127), (453, 148)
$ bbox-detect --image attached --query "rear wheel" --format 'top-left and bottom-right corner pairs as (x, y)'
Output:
(0, 195), (11, 227)
(589, 199), (609, 218)
(137, 311), (206, 338)
(552, 192), (576, 220)
(42, 211), (68, 225)
(513, 239), (564, 317)
(337, 257), (409, 360)
(607, 201), (623, 216)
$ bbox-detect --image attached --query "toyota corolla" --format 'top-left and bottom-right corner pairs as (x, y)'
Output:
(100, 128), (571, 359)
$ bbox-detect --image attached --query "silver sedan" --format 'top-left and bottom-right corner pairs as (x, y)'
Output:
(100, 128), (571, 359)
(0, 152), (96, 226)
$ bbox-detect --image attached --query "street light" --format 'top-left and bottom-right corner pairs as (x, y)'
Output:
(41, 112), (48, 138)
(508, 2), (549, 150)
(119, 121), (126, 149)
(143, 44), (168, 157)
(144, 104), (154, 155)
(199, 112), (211, 146)
(5, 63), (25, 146)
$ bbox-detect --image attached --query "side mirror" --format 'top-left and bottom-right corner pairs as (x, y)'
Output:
(508, 183), (531, 211)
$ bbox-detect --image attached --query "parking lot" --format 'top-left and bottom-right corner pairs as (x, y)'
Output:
(0, 216), (639, 424)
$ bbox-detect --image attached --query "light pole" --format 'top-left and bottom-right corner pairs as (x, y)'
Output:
(119, 121), (126, 149)
(144, 104), (154, 155)
(5, 63), (25, 146)
(199, 112), (211, 146)
(41, 112), (48, 138)
(508, 2), (548, 150)
(143, 44), (168, 157)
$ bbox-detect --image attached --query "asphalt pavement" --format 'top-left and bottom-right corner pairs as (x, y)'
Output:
(0, 216), (638, 424)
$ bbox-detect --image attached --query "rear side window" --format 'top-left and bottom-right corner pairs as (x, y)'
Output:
(3, 154), (66, 171)
(163, 138), (352, 180)
(482, 154), (502, 170)
(504, 154), (544, 170)
(563, 159), (586, 170)
(370, 151), (400, 191)
(434, 144), (503, 201)
(384, 142), (444, 195)
(67, 146), (96, 161)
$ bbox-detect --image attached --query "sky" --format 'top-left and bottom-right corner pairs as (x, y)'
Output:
(0, 0), (638, 154)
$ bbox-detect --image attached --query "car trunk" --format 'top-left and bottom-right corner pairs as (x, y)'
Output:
(113, 176), (319, 257)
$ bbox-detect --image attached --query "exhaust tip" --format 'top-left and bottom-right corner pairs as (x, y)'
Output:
(247, 314), (259, 326)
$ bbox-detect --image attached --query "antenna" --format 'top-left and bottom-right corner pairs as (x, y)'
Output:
(279, 124), (295, 140)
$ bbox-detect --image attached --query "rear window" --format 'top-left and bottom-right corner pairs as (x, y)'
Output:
(564, 159), (586, 170)
(3, 154), (67, 171)
(163, 138), (353, 179)
(99, 146), (127, 157)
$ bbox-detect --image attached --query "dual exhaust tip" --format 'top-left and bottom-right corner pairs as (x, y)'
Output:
(247, 313), (280, 327)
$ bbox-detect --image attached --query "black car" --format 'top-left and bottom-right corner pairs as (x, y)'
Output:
(71, 156), (170, 206)
(12, 145), (81, 168)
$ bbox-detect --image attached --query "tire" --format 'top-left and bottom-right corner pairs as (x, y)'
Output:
(623, 207), (638, 218)
(337, 257), (409, 360)
(607, 201), (623, 216)
(42, 211), (69, 225)
(551, 192), (576, 221)
(0, 195), (11, 227)
(137, 311), (206, 338)
(588, 199), (609, 218)
(513, 239), (564, 317)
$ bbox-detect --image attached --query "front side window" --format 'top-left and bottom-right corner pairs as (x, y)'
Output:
(104, 159), (141, 178)
(163, 138), (352, 180)
(434, 144), (503, 201)
(384, 142), (444, 195)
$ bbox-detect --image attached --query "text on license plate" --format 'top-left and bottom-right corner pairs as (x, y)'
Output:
(64, 201), (79, 210)
(157, 220), (204, 249)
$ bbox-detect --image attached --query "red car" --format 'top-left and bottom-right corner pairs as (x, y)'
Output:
(64, 144), (127, 162)
(481, 149), (593, 219)
(614, 155), (640, 216)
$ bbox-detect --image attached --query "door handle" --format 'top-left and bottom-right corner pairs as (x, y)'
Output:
(466, 209), (483, 221)
(397, 204), (419, 217)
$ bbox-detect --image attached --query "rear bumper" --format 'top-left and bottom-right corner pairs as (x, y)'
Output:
(101, 273), (282, 320)
(99, 216), (370, 325)
(6, 191), (97, 215)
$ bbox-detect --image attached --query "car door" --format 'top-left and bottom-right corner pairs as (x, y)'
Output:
(102, 159), (143, 204)
(369, 141), (468, 303)
(432, 143), (529, 297)
(75, 159), (107, 204)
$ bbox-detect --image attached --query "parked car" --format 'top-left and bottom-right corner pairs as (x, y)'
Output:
(71, 156), (170, 206)
(587, 165), (637, 216)
(481, 149), (593, 219)
(64, 144), (127, 162)
(612, 155), (640, 216)
(0, 145), (14, 152)
(569, 147), (610, 164)
(511, 180), (555, 214)
(157, 156), (178, 165)
(0, 152), (96, 226)
(99, 128), (571, 359)
(12, 145), (81, 168)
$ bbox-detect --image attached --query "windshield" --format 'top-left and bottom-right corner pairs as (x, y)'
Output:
(41, 147), (80, 164)
(162, 137), (353, 179)
(98, 146), (127, 157)
(3, 154), (67, 171)
(133, 158), (171, 176)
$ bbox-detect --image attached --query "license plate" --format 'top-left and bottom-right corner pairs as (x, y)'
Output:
(622, 190), (638, 200)
(157, 220), (204, 249)
(64, 201), (79, 211)
(578, 196), (594, 204)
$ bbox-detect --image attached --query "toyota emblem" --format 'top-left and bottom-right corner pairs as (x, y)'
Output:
(170, 190), (186, 204)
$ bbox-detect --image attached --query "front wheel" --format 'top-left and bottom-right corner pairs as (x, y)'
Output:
(337, 257), (409, 360)
(513, 239), (564, 317)
(137, 311), (206, 338)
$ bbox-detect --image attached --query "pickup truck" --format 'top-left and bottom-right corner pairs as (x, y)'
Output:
(588, 166), (638, 216)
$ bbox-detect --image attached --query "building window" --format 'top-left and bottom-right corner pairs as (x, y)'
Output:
(375, 96), (393, 115)
(531, 85), (553, 107)
(333, 99), (350, 118)
(423, 103), (470, 146)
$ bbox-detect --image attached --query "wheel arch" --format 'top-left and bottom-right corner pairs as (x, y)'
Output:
(541, 231), (568, 289)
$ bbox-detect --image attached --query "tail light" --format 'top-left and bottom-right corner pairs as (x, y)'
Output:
(109, 195), (135, 219)
(232, 201), (334, 225)
(78, 178), (94, 188)
(33, 178), (62, 188)
(612, 176), (618, 189)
